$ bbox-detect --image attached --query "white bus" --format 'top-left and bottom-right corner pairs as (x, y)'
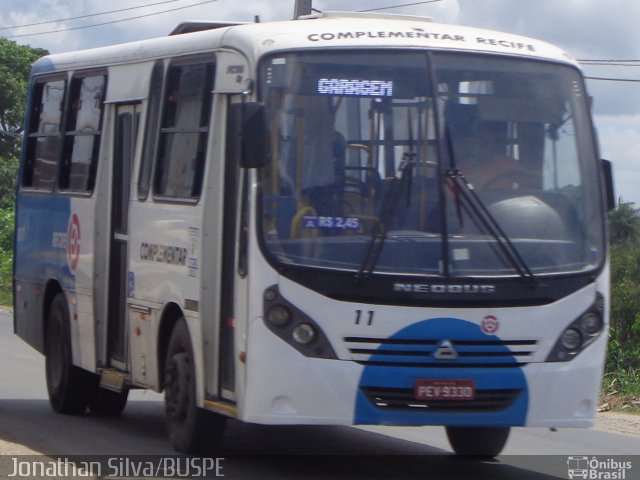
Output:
(14, 11), (614, 456)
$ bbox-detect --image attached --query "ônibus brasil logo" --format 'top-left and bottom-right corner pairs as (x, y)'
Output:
(567, 456), (632, 479)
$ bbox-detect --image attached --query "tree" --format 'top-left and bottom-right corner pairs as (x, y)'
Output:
(0, 39), (48, 161)
(0, 156), (17, 210)
(0, 39), (48, 300)
(609, 198), (640, 245)
(607, 200), (640, 381)
(0, 39), (48, 207)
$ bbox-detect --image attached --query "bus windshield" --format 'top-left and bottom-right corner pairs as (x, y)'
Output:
(258, 50), (605, 278)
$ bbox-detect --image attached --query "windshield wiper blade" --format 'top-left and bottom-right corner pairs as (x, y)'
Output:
(446, 169), (539, 287)
(355, 152), (416, 280)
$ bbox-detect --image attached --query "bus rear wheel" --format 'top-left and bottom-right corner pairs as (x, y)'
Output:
(445, 426), (510, 458)
(164, 319), (226, 454)
(88, 385), (129, 415)
(45, 293), (91, 414)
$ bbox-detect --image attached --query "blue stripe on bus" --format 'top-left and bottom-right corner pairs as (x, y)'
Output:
(353, 317), (529, 426)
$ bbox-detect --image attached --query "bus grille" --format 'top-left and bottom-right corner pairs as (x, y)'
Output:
(344, 336), (537, 367)
(362, 386), (522, 412)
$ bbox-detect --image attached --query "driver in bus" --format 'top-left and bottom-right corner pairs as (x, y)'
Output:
(455, 120), (538, 191)
(298, 95), (345, 216)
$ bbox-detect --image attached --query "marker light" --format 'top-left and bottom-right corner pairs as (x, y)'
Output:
(292, 323), (315, 344)
(560, 328), (582, 351)
(264, 288), (278, 302)
(267, 306), (291, 327)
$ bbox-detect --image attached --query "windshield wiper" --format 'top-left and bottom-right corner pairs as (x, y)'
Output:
(355, 151), (416, 281)
(446, 168), (539, 287)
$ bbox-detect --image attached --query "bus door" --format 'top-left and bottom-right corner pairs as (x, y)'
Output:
(108, 103), (140, 366)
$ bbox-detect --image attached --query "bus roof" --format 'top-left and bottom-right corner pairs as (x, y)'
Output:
(32, 11), (578, 75)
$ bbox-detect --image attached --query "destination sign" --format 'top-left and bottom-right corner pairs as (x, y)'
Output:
(317, 78), (393, 97)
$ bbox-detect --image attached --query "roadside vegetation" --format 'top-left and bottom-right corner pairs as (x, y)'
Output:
(0, 39), (47, 305)
(0, 37), (637, 408)
(602, 200), (640, 411)
(0, 158), (16, 305)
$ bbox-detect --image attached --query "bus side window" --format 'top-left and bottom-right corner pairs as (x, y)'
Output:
(154, 59), (215, 200)
(138, 61), (165, 201)
(23, 78), (66, 191)
(59, 73), (106, 193)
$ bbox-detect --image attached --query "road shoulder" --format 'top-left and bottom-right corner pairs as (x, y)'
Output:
(594, 410), (640, 438)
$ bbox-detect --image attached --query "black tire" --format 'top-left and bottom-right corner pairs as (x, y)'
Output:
(88, 385), (129, 416)
(45, 293), (91, 414)
(446, 426), (510, 457)
(164, 319), (226, 454)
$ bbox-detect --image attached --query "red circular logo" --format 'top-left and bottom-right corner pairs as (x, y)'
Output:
(481, 315), (499, 335)
(67, 213), (81, 271)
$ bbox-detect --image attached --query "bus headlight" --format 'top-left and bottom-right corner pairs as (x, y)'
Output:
(292, 323), (315, 345)
(262, 285), (337, 359)
(560, 328), (582, 351)
(580, 312), (602, 334)
(546, 292), (606, 362)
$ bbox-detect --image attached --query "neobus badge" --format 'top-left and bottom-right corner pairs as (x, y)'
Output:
(393, 283), (496, 294)
(433, 340), (459, 360)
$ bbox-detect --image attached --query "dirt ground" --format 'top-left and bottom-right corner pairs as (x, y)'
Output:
(594, 410), (640, 438)
(0, 440), (38, 455)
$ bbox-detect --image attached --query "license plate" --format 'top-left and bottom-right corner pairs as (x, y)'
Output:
(414, 379), (476, 401)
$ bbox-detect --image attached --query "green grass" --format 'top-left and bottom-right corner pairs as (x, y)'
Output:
(603, 369), (640, 397)
(0, 287), (11, 307)
(600, 367), (640, 413)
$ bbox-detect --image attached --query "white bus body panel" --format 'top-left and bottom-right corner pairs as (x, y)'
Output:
(65, 198), (98, 372)
(29, 15), (579, 78)
(240, 234), (608, 427)
(105, 63), (154, 103)
(225, 14), (578, 67)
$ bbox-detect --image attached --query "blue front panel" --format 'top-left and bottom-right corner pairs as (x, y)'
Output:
(354, 318), (529, 426)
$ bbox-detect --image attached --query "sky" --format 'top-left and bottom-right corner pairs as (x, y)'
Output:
(2, 0), (639, 206)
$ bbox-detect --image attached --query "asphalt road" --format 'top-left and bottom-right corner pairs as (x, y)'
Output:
(1, 310), (639, 480)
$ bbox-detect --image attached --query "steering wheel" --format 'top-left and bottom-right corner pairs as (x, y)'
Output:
(343, 176), (368, 195)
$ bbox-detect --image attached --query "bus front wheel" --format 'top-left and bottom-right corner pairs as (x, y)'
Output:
(445, 426), (510, 457)
(45, 293), (91, 414)
(164, 319), (226, 453)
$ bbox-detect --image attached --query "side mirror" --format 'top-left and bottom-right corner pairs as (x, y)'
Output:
(230, 102), (270, 169)
(601, 159), (615, 211)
